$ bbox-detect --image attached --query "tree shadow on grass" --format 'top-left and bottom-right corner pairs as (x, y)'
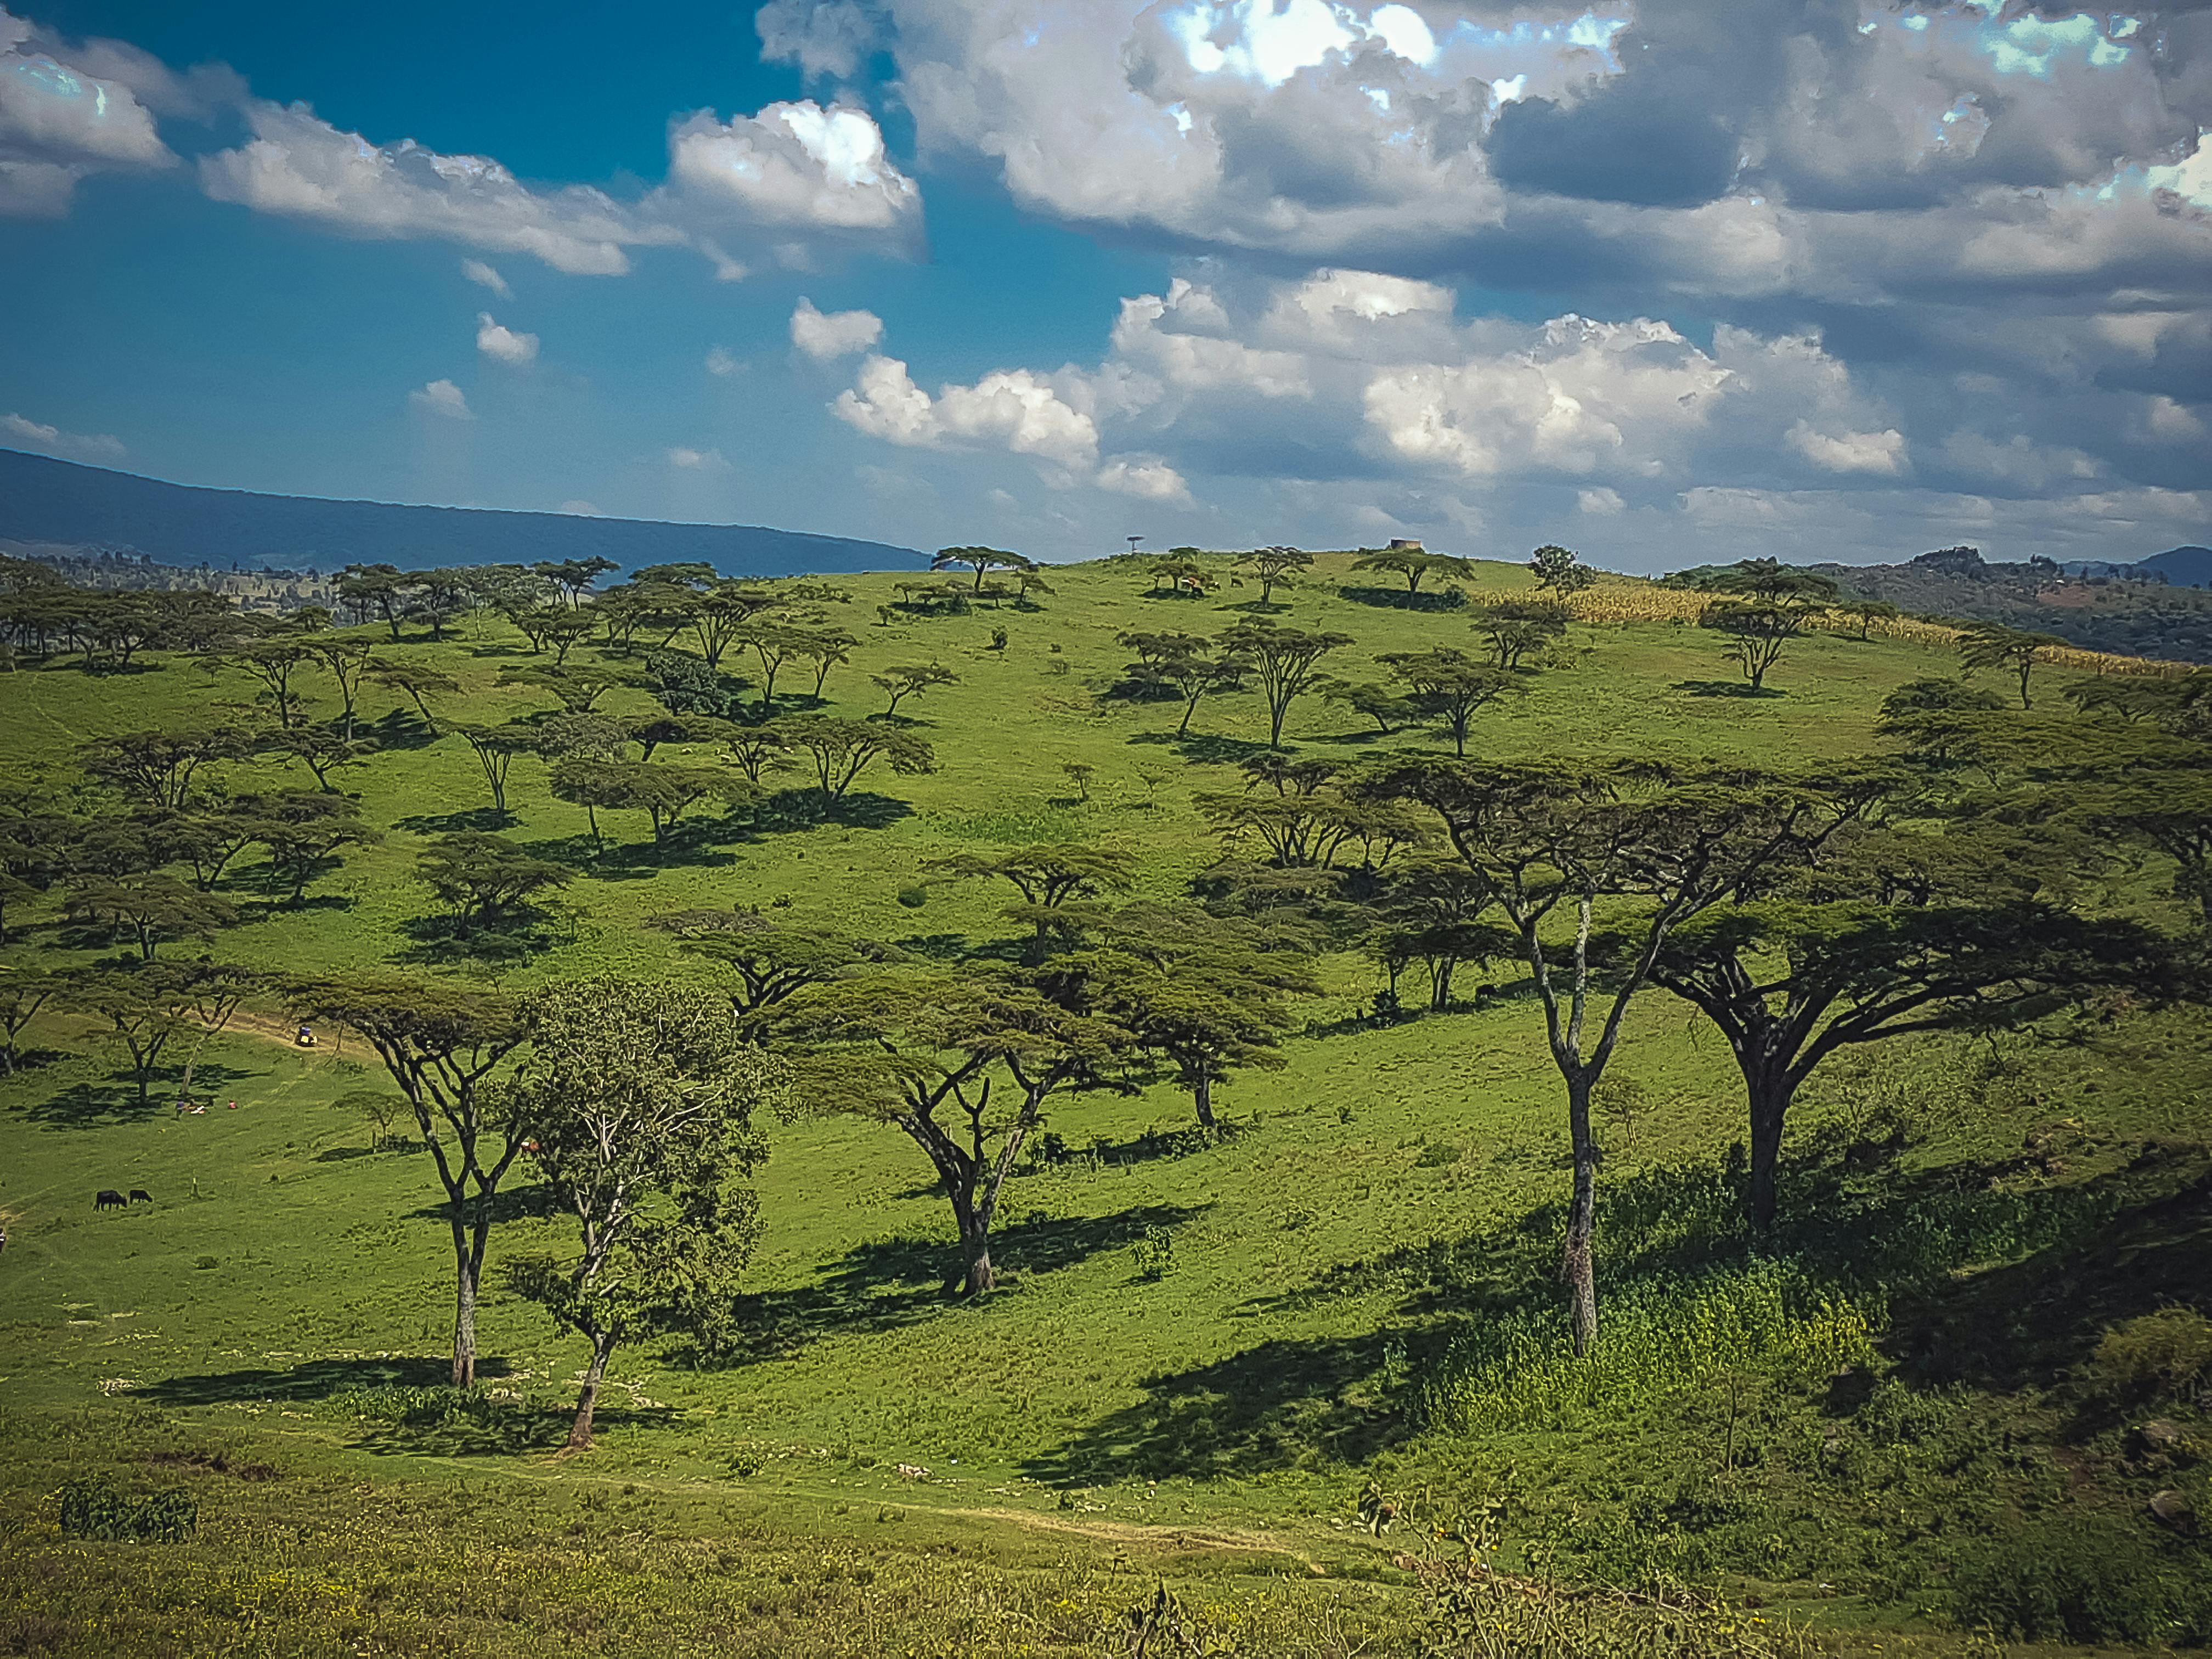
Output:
(363, 708), (440, 752)
(17, 1062), (257, 1130)
(892, 932), (970, 961)
(698, 1203), (1207, 1366)
(1336, 585), (1467, 613)
(391, 907), (575, 967)
(403, 1179), (558, 1226)
(1884, 1167), (2212, 1399)
(1128, 730), (1276, 767)
(1671, 680), (1786, 699)
(1023, 1323), (1438, 1485)
(393, 806), (515, 834)
(755, 789), (916, 833)
(141, 1354), (505, 1406)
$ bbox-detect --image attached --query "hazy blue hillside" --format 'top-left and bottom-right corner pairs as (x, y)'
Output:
(0, 449), (923, 579)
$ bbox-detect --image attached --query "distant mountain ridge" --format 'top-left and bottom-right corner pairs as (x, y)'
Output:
(0, 449), (924, 579)
(2061, 546), (2212, 589)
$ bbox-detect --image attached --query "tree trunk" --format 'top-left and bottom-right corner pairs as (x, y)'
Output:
(569, 1330), (614, 1450)
(957, 1208), (995, 1297)
(1562, 1070), (1600, 1356)
(451, 1218), (479, 1388)
(1193, 1074), (1216, 1130)
(1748, 1070), (1792, 1235)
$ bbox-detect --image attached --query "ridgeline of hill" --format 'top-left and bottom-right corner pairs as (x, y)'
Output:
(1807, 544), (2212, 664)
(0, 448), (923, 580)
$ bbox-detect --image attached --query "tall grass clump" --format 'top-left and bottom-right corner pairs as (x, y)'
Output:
(1420, 1260), (1879, 1435)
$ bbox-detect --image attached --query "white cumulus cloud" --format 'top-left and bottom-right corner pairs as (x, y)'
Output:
(665, 100), (920, 235)
(1, 409), (125, 459)
(790, 296), (884, 360)
(668, 445), (725, 469)
(475, 312), (538, 365)
(1096, 454), (1192, 502)
(461, 257), (510, 296)
(1786, 420), (1908, 476)
(408, 379), (472, 420)
(834, 353), (1100, 467)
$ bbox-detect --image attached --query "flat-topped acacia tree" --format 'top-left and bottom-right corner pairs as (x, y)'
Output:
(932, 546), (1033, 592)
(1352, 548), (1472, 595)
(647, 910), (908, 1033)
(1234, 545), (1312, 605)
(924, 843), (1141, 962)
(1361, 758), (1861, 1353)
(290, 978), (525, 1388)
(1217, 620), (1353, 748)
(783, 970), (1133, 1296)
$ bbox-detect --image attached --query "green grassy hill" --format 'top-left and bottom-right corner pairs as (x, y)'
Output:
(0, 551), (2205, 1657)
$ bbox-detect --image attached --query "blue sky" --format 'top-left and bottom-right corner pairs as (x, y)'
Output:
(2, 0), (2207, 569)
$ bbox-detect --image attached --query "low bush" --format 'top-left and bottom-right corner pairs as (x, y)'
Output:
(55, 1475), (196, 1543)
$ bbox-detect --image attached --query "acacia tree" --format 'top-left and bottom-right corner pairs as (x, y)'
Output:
(368, 662), (460, 733)
(64, 961), (255, 1109)
(770, 715), (936, 806)
(1363, 759), (1855, 1352)
(1217, 620), (1353, 748)
(415, 832), (575, 935)
(1959, 622), (2067, 710)
(932, 546), (1032, 593)
(785, 971), (1131, 1295)
(1370, 860), (1510, 1012)
(306, 638), (379, 740)
(452, 725), (542, 816)
(1476, 600), (1570, 670)
(0, 970), (55, 1074)
(1645, 871), (2168, 1233)
(66, 874), (236, 960)
(208, 635), (317, 728)
(78, 727), (255, 813)
(497, 978), (784, 1449)
(925, 844), (1141, 962)
(1352, 548), (1472, 595)
(1234, 545), (1312, 605)
(1119, 632), (1249, 737)
(1696, 560), (1839, 692)
(253, 792), (378, 904)
(647, 910), (907, 1031)
(872, 663), (958, 719)
(1056, 908), (1319, 1127)
(1379, 648), (1522, 757)
(580, 761), (749, 845)
(292, 979), (524, 1386)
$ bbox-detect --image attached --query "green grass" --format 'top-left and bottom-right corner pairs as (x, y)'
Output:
(0, 552), (2206, 1654)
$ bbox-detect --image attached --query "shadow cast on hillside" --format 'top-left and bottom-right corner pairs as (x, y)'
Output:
(1337, 585), (1467, 613)
(1024, 1324), (1436, 1485)
(140, 1354), (513, 1407)
(698, 1203), (1207, 1367)
(1671, 680), (1786, 699)
(1127, 731), (1276, 766)
(391, 907), (575, 966)
(16, 1063), (258, 1130)
(393, 807), (516, 834)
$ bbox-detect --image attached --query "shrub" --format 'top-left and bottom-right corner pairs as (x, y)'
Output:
(1421, 1260), (1880, 1434)
(55, 1475), (197, 1543)
(895, 885), (928, 909)
(1414, 1141), (1463, 1168)
(2084, 1307), (2212, 1407)
(1953, 1509), (2212, 1645)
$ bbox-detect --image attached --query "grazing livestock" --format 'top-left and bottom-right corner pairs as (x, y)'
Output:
(129, 1189), (153, 1205)
(94, 1190), (126, 1211)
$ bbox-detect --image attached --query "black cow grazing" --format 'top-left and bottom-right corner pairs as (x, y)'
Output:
(128, 1189), (153, 1205)
(94, 1190), (126, 1211)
